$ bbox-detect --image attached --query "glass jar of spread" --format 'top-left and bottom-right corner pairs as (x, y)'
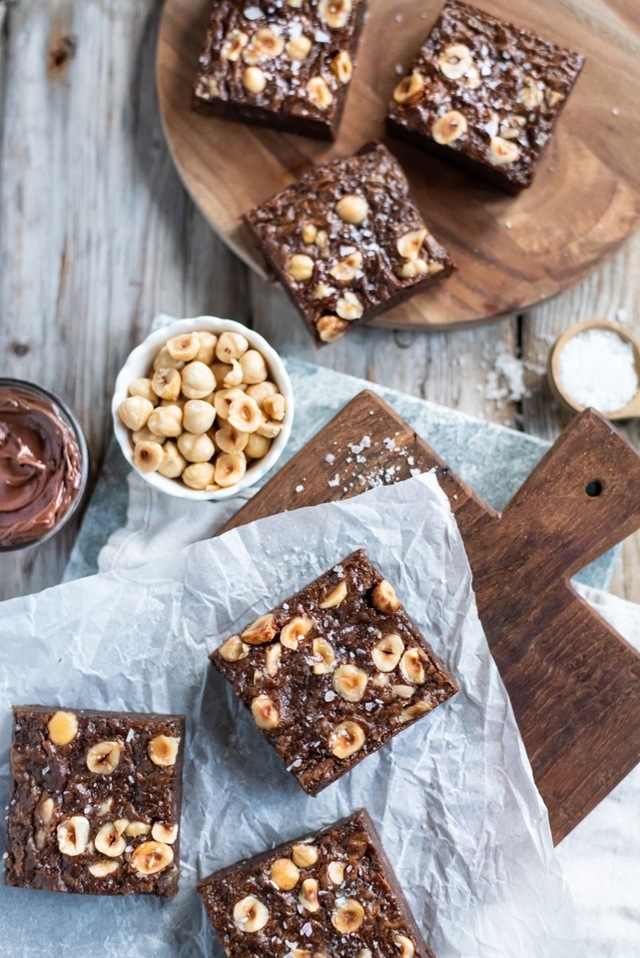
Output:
(0, 380), (88, 550)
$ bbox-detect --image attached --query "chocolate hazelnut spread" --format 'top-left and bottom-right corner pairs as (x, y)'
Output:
(0, 386), (84, 547)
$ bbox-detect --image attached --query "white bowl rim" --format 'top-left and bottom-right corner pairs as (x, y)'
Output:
(111, 315), (294, 501)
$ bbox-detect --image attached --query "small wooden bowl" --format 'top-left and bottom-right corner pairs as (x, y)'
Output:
(548, 319), (640, 419)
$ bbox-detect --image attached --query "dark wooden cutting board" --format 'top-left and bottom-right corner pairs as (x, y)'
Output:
(218, 390), (640, 844)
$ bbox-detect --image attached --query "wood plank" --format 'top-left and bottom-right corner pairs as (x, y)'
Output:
(219, 390), (640, 842)
(157, 0), (640, 329)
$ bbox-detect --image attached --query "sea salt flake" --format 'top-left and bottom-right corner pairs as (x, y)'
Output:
(244, 5), (264, 18)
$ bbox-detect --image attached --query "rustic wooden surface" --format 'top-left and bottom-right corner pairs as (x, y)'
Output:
(220, 391), (640, 843)
(0, 0), (639, 612)
(157, 0), (640, 328)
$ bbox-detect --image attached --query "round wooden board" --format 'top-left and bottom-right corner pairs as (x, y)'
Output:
(157, 0), (640, 330)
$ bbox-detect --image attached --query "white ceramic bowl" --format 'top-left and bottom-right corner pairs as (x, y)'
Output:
(111, 316), (294, 500)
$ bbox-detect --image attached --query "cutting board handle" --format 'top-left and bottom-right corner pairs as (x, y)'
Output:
(498, 409), (640, 581)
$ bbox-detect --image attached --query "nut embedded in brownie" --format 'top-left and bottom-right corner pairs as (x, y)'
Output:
(210, 549), (459, 794)
(193, 0), (367, 140)
(243, 143), (454, 344)
(386, 0), (585, 192)
(4, 705), (185, 897)
(198, 808), (437, 958)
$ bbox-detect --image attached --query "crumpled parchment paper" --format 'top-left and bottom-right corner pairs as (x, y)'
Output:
(0, 473), (579, 957)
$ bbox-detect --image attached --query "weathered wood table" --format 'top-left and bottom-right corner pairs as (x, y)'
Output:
(0, 0), (638, 607)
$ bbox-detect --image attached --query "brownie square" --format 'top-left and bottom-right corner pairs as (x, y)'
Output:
(4, 705), (185, 897)
(386, 0), (585, 192)
(198, 808), (436, 958)
(210, 549), (458, 794)
(244, 143), (454, 345)
(193, 0), (367, 140)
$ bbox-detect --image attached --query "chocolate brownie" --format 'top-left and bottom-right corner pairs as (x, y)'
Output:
(193, 0), (367, 140)
(386, 1), (585, 192)
(210, 549), (458, 794)
(244, 143), (454, 344)
(4, 705), (185, 897)
(198, 808), (437, 958)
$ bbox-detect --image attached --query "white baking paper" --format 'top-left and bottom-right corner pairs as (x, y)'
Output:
(0, 473), (579, 957)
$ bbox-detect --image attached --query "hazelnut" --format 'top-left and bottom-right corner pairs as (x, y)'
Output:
(396, 228), (428, 261)
(219, 634), (250, 662)
(331, 897), (365, 934)
(327, 860), (345, 885)
(399, 648), (426, 684)
(183, 462), (217, 490)
(57, 816), (90, 856)
(128, 378), (158, 404)
(148, 404), (183, 438)
(134, 440), (164, 473)
(358, 951), (373, 958)
(132, 426), (165, 445)
(151, 822), (179, 844)
(315, 229), (329, 249)
(227, 394), (262, 433)
(371, 633), (404, 672)
(245, 433), (271, 459)
(251, 693), (279, 729)
(167, 333), (200, 362)
(518, 83), (543, 109)
(547, 89), (563, 107)
(432, 110), (468, 145)
(398, 701), (430, 724)
(47, 710), (78, 746)
(222, 29), (249, 61)
(270, 857), (300, 890)
(131, 840), (174, 875)
(97, 798), (114, 816)
(306, 76), (333, 110)
(152, 367), (182, 402)
(288, 253), (315, 283)
(286, 35), (312, 61)
(335, 194), (368, 225)
(194, 331), (218, 364)
(336, 292), (363, 321)
(312, 637), (336, 674)
(180, 361), (215, 400)
(183, 399), (216, 434)
(119, 396), (154, 432)
(246, 380), (277, 407)
(437, 43), (473, 80)
(392, 684), (415, 699)
(330, 250), (363, 282)
(88, 859), (119, 878)
(95, 822), (127, 858)
(301, 223), (318, 244)
(331, 50), (352, 84)
(216, 424), (249, 454)
(316, 315), (349, 343)
(465, 64), (481, 89)
(38, 797), (55, 824)
(398, 260), (429, 279)
(281, 614), (313, 650)
(319, 579), (348, 608)
(177, 432), (215, 463)
(216, 331), (249, 364)
(291, 842), (319, 867)
(242, 612), (278, 645)
(239, 349), (268, 384)
(148, 734), (180, 767)
(153, 345), (184, 371)
(86, 741), (121, 775)
(372, 671), (389, 687)
(262, 393), (285, 421)
(233, 895), (269, 933)
(215, 452), (247, 487)
(488, 136), (520, 166)
(394, 935), (415, 958)
(265, 642), (282, 676)
(318, 0), (352, 29)
(371, 579), (400, 613)
(299, 877), (320, 912)
(222, 359), (244, 387)
(243, 66), (267, 94)
(393, 73), (424, 104)
(333, 664), (368, 702)
(244, 27), (284, 62)
(125, 821), (152, 837)
(257, 415), (283, 438)
(329, 720), (365, 759)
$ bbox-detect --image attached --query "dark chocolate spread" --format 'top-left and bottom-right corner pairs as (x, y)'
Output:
(0, 386), (83, 547)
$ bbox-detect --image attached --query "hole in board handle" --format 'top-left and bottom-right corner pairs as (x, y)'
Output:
(586, 480), (603, 498)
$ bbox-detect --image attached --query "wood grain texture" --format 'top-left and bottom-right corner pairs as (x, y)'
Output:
(219, 390), (640, 843)
(157, 0), (640, 330)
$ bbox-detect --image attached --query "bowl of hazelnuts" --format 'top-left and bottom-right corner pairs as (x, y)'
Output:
(112, 316), (293, 499)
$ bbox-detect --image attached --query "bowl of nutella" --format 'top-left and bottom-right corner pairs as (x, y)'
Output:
(0, 380), (88, 551)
